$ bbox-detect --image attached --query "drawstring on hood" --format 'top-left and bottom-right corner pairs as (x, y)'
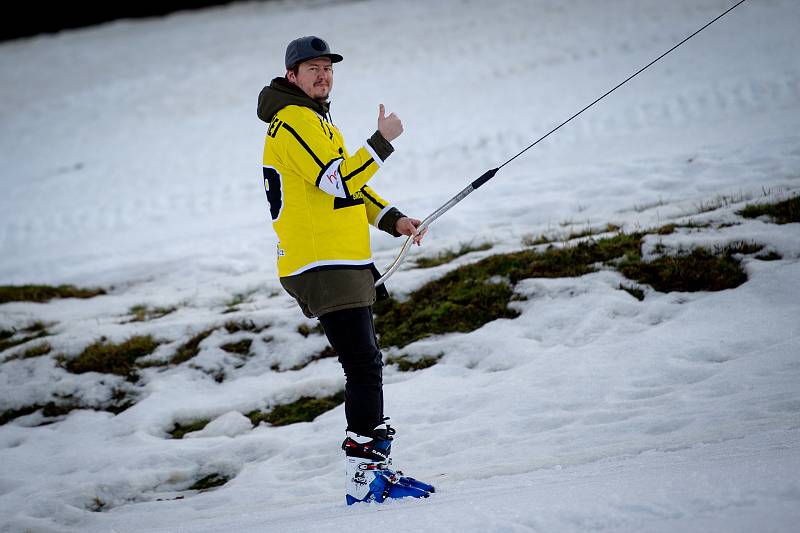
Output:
(257, 77), (331, 124)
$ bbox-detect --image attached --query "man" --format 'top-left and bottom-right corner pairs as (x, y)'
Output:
(257, 36), (434, 504)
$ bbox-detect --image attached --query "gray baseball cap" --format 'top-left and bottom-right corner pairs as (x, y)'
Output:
(285, 36), (343, 70)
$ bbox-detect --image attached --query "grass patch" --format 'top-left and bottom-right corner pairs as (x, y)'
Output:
(376, 230), (753, 348)
(413, 241), (493, 268)
(619, 284), (645, 301)
(657, 224), (677, 235)
(297, 323), (324, 337)
(188, 473), (231, 491)
(387, 352), (443, 372)
(718, 241), (764, 256)
(128, 304), (177, 323)
(1, 394), (134, 426)
(287, 345), (337, 371)
(376, 233), (644, 348)
(222, 291), (255, 314)
(619, 248), (747, 293)
(169, 419), (211, 439)
(522, 224), (621, 246)
(60, 335), (160, 378)
(88, 497), (108, 513)
(18, 342), (52, 360)
(220, 339), (252, 356)
(170, 328), (216, 365)
(0, 404), (42, 425)
(375, 277), (518, 349)
(738, 196), (800, 224)
(247, 391), (345, 427)
(0, 321), (51, 353)
(755, 250), (782, 261)
(522, 233), (555, 246)
(563, 223), (621, 241)
(693, 192), (753, 214)
(0, 284), (105, 304)
(225, 320), (269, 334)
(655, 221), (712, 235)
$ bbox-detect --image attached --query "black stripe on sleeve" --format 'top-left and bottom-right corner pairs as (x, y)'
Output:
(333, 196), (364, 210)
(341, 158), (374, 182)
(360, 187), (386, 209)
(341, 176), (351, 198)
(282, 122), (324, 169)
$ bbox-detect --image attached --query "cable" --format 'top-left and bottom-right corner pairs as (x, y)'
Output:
(497, 0), (748, 171)
(376, 0), (751, 287)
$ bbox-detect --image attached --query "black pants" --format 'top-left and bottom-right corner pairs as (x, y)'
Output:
(319, 306), (384, 437)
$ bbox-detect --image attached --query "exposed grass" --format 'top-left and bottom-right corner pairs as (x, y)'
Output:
(0, 284), (106, 304)
(563, 223), (621, 241)
(0, 321), (51, 353)
(18, 342), (52, 360)
(386, 352), (444, 372)
(170, 328), (215, 365)
(655, 221), (712, 235)
(60, 335), (161, 378)
(1, 393), (135, 426)
(693, 191), (753, 214)
(189, 473), (231, 491)
(88, 497), (108, 513)
(169, 419), (211, 439)
(738, 196), (800, 224)
(128, 304), (177, 323)
(522, 224), (621, 246)
(247, 391), (345, 427)
(521, 233), (555, 246)
(376, 230), (755, 348)
(619, 284), (645, 301)
(220, 339), (252, 356)
(297, 323), (324, 337)
(657, 224), (678, 235)
(755, 250), (782, 261)
(413, 241), (493, 268)
(222, 291), (255, 314)
(619, 248), (747, 293)
(375, 277), (518, 349)
(287, 345), (337, 372)
(376, 233), (644, 348)
(225, 320), (269, 334)
(718, 241), (764, 256)
(0, 405), (42, 425)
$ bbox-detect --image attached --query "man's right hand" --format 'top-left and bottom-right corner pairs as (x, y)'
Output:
(378, 104), (403, 142)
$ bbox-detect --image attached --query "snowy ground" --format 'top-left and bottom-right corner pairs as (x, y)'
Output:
(1, 0), (799, 531)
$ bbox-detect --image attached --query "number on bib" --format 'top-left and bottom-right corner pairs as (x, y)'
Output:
(262, 167), (283, 221)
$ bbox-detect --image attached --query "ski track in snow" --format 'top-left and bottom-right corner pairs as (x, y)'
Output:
(1, 0), (800, 531)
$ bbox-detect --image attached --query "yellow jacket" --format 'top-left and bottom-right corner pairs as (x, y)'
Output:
(259, 79), (402, 278)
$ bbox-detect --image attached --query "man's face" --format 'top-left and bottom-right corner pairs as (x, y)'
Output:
(287, 57), (333, 102)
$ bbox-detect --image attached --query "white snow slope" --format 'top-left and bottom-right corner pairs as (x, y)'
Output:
(1, 0), (799, 531)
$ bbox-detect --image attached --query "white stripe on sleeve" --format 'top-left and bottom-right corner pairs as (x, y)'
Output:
(374, 204), (394, 227)
(364, 143), (383, 167)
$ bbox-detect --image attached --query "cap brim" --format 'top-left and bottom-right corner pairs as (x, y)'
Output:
(287, 53), (344, 70)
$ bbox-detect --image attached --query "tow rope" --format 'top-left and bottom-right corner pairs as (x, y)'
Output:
(376, 0), (748, 287)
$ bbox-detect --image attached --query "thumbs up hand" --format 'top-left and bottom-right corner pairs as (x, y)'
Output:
(377, 104), (403, 142)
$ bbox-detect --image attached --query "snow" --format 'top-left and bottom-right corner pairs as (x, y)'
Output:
(1, 0), (799, 531)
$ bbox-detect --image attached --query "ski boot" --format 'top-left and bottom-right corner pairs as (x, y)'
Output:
(343, 420), (435, 505)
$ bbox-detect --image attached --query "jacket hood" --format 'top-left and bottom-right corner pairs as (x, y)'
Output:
(257, 77), (331, 123)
